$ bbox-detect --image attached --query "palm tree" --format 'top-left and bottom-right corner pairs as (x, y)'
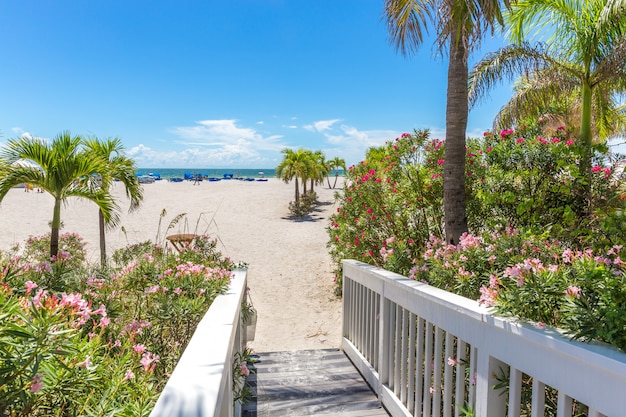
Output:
(328, 156), (346, 189)
(276, 148), (310, 203)
(0, 131), (118, 259)
(469, 0), (626, 186)
(487, 68), (626, 140)
(307, 150), (327, 194)
(84, 137), (143, 267)
(384, 0), (508, 244)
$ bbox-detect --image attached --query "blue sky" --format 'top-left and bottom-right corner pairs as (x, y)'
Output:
(0, 0), (515, 169)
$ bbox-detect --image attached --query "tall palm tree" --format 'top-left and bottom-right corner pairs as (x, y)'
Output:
(469, 0), (626, 184)
(329, 156), (346, 189)
(276, 148), (310, 203)
(384, 0), (508, 244)
(0, 131), (118, 259)
(84, 137), (143, 267)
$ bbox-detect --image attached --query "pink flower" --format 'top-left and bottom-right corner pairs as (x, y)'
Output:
(24, 281), (38, 295)
(30, 373), (44, 393)
(100, 317), (111, 327)
(564, 286), (581, 298)
(591, 165), (603, 173)
(437, 159), (445, 165)
(173, 287), (182, 295)
(76, 356), (94, 370)
(429, 387), (436, 394)
(239, 364), (250, 376)
(123, 369), (135, 381)
(140, 352), (160, 372)
(133, 344), (147, 354)
(447, 357), (457, 366)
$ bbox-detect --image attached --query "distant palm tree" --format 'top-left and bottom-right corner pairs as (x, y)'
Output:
(384, 0), (508, 244)
(328, 156), (346, 189)
(276, 148), (310, 203)
(84, 137), (143, 267)
(0, 131), (118, 259)
(469, 0), (626, 183)
(307, 150), (327, 194)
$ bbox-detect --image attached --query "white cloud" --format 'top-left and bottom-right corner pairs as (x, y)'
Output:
(126, 120), (290, 168)
(303, 119), (341, 132)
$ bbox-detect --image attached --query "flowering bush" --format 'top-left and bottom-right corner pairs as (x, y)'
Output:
(411, 230), (626, 351)
(328, 121), (626, 350)
(0, 234), (234, 415)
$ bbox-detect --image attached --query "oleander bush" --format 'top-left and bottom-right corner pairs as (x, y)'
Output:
(328, 120), (626, 351)
(0, 234), (234, 416)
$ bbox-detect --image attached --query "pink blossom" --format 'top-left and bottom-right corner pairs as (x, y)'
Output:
(30, 373), (44, 393)
(24, 281), (38, 295)
(429, 387), (436, 394)
(140, 352), (160, 372)
(564, 286), (581, 298)
(173, 287), (182, 295)
(92, 304), (107, 317)
(535, 322), (546, 329)
(123, 369), (135, 381)
(239, 364), (250, 376)
(133, 344), (147, 354)
(591, 165), (603, 173)
(76, 356), (94, 369)
(565, 139), (574, 146)
(100, 317), (111, 327)
(447, 357), (457, 366)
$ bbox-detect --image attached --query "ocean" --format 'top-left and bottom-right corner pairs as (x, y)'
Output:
(136, 168), (275, 180)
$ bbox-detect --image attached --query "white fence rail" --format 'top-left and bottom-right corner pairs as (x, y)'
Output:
(342, 260), (626, 417)
(150, 269), (248, 417)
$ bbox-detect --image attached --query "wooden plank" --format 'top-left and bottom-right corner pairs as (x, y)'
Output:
(242, 349), (390, 417)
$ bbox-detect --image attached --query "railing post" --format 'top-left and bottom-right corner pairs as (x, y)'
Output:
(378, 281), (389, 398)
(474, 351), (507, 417)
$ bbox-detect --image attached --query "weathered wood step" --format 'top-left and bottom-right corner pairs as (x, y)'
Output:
(242, 349), (390, 417)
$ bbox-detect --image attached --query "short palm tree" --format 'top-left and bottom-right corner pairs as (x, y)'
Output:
(469, 0), (626, 180)
(84, 137), (143, 267)
(0, 131), (118, 259)
(384, 0), (508, 244)
(276, 148), (310, 203)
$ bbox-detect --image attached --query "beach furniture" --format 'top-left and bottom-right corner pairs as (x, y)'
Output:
(165, 233), (198, 252)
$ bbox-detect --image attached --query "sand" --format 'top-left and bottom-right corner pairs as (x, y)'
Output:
(0, 178), (344, 352)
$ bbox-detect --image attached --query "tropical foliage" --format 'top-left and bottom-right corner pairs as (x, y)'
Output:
(276, 148), (342, 217)
(384, 0), (508, 244)
(84, 137), (144, 267)
(328, 122), (626, 352)
(0, 234), (234, 415)
(0, 132), (118, 260)
(469, 0), (626, 184)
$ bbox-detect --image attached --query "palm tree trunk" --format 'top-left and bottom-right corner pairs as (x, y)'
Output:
(443, 34), (469, 245)
(295, 179), (300, 203)
(332, 173), (338, 189)
(99, 209), (107, 268)
(50, 198), (62, 258)
(579, 79), (593, 210)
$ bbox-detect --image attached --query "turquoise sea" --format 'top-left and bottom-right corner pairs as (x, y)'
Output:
(136, 168), (275, 180)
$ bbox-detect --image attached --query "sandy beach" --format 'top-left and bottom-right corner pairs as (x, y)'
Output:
(0, 178), (343, 352)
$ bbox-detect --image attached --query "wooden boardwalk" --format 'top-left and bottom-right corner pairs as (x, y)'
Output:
(242, 349), (390, 417)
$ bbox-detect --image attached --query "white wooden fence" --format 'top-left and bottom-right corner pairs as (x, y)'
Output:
(150, 268), (248, 417)
(342, 260), (626, 417)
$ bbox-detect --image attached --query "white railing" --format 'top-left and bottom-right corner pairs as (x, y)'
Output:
(150, 269), (248, 417)
(342, 260), (626, 417)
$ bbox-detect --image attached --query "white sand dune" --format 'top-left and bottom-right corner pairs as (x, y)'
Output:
(0, 178), (343, 352)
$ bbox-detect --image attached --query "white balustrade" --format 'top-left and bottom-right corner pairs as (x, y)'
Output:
(150, 269), (248, 417)
(342, 260), (626, 417)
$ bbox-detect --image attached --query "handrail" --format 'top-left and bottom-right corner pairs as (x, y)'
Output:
(342, 260), (626, 417)
(150, 269), (248, 417)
